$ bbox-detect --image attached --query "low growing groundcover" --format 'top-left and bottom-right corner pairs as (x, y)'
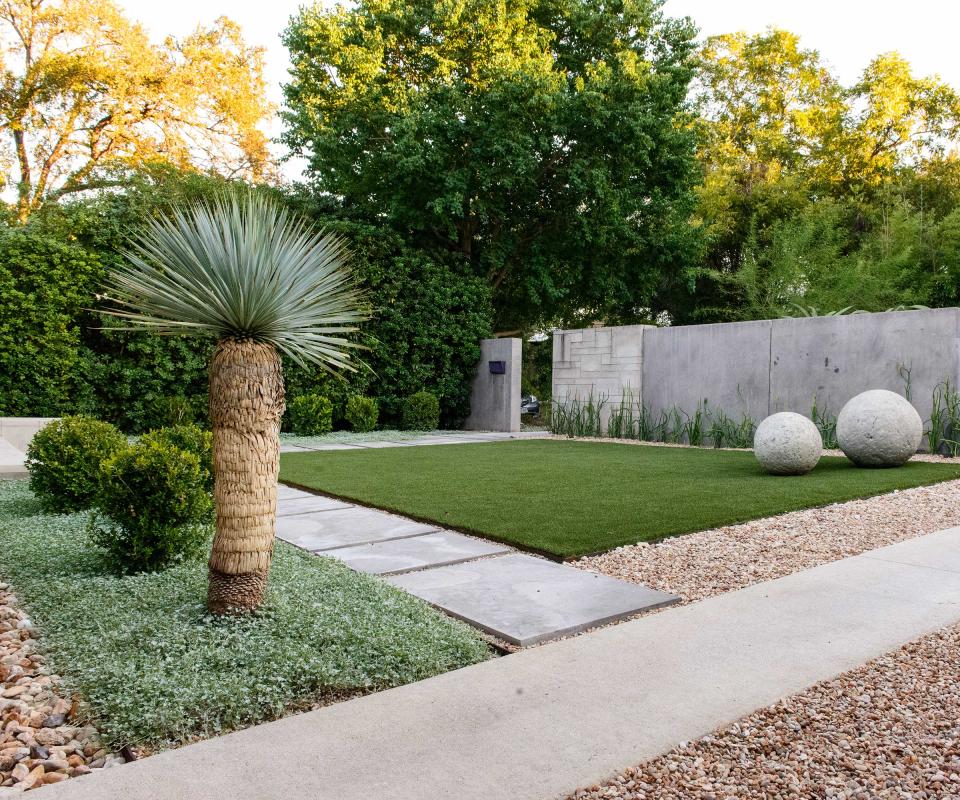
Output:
(280, 440), (960, 559)
(0, 481), (490, 750)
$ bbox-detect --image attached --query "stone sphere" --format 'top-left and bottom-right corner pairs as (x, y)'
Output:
(836, 389), (923, 467)
(753, 412), (823, 475)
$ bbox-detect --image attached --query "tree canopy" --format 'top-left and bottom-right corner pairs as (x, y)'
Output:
(675, 28), (960, 323)
(0, 0), (273, 221)
(282, 0), (702, 330)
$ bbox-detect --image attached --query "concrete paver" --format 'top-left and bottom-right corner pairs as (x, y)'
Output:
(275, 507), (438, 551)
(326, 532), (511, 575)
(388, 553), (679, 645)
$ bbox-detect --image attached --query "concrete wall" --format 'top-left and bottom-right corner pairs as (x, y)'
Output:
(552, 309), (960, 430)
(769, 309), (960, 424)
(0, 418), (57, 452)
(465, 338), (521, 432)
(642, 320), (772, 423)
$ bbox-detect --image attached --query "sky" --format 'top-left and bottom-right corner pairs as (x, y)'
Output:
(118, 0), (960, 180)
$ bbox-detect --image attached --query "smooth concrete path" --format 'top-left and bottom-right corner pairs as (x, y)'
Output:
(279, 429), (549, 453)
(36, 527), (960, 800)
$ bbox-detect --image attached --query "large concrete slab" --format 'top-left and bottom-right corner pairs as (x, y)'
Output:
(36, 528), (960, 800)
(642, 319), (773, 422)
(388, 553), (679, 646)
(276, 494), (353, 516)
(276, 484), (313, 501)
(464, 337), (522, 433)
(275, 507), (438, 551)
(327, 532), (512, 576)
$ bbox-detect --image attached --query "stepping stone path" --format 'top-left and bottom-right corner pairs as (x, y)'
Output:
(276, 481), (679, 646)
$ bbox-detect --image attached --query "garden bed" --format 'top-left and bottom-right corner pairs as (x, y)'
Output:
(279, 440), (960, 559)
(0, 481), (490, 755)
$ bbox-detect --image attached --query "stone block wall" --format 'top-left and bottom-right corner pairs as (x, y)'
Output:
(552, 325), (650, 403)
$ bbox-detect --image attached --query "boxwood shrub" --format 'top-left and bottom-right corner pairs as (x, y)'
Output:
(402, 391), (440, 431)
(345, 396), (379, 432)
(91, 439), (212, 573)
(26, 416), (127, 513)
(289, 394), (334, 436)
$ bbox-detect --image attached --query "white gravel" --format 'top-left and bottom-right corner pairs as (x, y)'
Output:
(568, 622), (960, 799)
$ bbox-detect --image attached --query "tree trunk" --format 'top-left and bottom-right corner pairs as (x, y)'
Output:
(207, 338), (285, 614)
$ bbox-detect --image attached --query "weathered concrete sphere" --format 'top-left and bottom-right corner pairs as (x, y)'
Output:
(836, 389), (923, 467)
(753, 412), (823, 475)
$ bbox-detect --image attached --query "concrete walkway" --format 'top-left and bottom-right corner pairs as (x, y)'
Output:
(35, 527), (960, 800)
(276, 483), (677, 645)
(279, 429), (550, 453)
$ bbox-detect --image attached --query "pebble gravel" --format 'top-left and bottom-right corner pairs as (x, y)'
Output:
(0, 582), (122, 793)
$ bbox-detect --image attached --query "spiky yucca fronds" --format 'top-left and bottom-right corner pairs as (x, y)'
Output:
(102, 192), (366, 369)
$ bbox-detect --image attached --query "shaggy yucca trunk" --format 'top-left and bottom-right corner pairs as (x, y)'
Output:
(207, 339), (285, 614)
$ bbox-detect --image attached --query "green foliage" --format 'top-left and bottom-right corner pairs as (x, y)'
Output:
(289, 395), (334, 436)
(91, 439), (212, 573)
(26, 416), (127, 514)
(14, 172), (489, 432)
(552, 394), (605, 438)
(345, 396), (379, 433)
(140, 425), (214, 492)
(281, 215), (493, 426)
(675, 29), (960, 323)
(0, 481), (490, 748)
(402, 392), (441, 431)
(282, 0), (702, 328)
(928, 380), (960, 457)
(149, 396), (196, 428)
(103, 193), (367, 373)
(0, 231), (100, 416)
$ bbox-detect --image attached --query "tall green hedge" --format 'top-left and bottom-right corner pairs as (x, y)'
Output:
(8, 170), (492, 431)
(0, 231), (100, 416)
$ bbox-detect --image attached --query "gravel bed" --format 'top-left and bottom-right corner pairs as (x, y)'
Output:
(576, 476), (960, 604)
(0, 582), (121, 792)
(568, 622), (960, 799)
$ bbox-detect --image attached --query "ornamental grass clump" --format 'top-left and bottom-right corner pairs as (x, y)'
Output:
(102, 192), (367, 614)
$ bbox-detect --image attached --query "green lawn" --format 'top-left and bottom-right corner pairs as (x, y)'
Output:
(0, 481), (489, 750)
(280, 440), (960, 559)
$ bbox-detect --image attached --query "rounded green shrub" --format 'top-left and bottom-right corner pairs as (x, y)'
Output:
(345, 396), (379, 432)
(289, 394), (333, 436)
(26, 416), (127, 513)
(402, 391), (440, 431)
(92, 439), (212, 573)
(140, 424), (214, 492)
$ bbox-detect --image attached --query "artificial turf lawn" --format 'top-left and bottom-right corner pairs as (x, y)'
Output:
(280, 440), (960, 559)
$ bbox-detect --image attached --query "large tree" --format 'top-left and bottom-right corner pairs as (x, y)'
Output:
(682, 29), (960, 323)
(0, 0), (273, 221)
(282, 0), (701, 330)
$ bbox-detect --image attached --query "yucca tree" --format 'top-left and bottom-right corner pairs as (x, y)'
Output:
(103, 192), (366, 613)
